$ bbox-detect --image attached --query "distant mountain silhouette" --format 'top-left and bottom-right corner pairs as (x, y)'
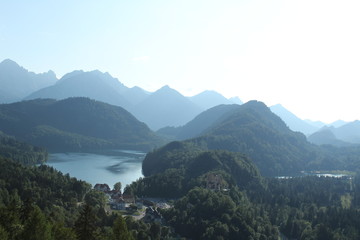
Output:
(0, 97), (163, 151)
(229, 96), (243, 105)
(308, 121), (360, 146)
(0, 60), (248, 131)
(333, 120), (360, 144)
(3, 59), (355, 135)
(270, 104), (320, 135)
(131, 86), (203, 130)
(122, 86), (150, 105)
(307, 127), (351, 146)
(190, 90), (239, 110)
(25, 70), (130, 108)
(304, 119), (326, 129)
(329, 120), (348, 128)
(0, 59), (57, 103)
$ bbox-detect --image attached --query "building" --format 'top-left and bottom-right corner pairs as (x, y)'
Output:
(94, 183), (111, 193)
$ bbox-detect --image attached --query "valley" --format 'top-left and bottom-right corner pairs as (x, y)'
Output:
(1, 59), (360, 239)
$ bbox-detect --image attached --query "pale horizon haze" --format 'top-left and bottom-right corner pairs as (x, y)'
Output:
(1, 0), (360, 123)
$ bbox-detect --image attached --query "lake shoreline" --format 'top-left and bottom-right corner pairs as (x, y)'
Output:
(46, 150), (145, 188)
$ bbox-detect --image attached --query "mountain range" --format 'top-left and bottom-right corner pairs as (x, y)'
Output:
(0, 59), (57, 103)
(189, 90), (242, 109)
(0, 59), (356, 135)
(1, 79), (359, 176)
(26, 70), (131, 108)
(0, 59), (245, 130)
(129, 85), (203, 130)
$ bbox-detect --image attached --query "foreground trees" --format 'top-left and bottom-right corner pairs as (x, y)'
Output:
(74, 204), (98, 240)
(112, 215), (133, 240)
(163, 187), (278, 240)
(2, 144), (360, 239)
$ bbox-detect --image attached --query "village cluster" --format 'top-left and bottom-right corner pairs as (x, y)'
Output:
(93, 183), (168, 223)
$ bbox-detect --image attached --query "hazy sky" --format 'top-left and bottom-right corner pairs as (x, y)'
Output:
(1, 0), (359, 123)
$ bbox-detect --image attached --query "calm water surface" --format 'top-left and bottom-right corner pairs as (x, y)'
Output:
(47, 150), (145, 189)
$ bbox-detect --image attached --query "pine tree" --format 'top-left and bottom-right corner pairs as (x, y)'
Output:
(112, 215), (134, 240)
(21, 205), (52, 240)
(0, 225), (9, 240)
(52, 222), (77, 240)
(74, 204), (98, 240)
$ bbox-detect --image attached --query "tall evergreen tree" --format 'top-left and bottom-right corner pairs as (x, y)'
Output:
(74, 204), (98, 240)
(112, 215), (133, 240)
(0, 225), (9, 240)
(21, 205), (52, 240)
(52, 223), (77, 240)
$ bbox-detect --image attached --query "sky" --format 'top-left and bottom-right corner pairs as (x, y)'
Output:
(1, 0), (360, 123)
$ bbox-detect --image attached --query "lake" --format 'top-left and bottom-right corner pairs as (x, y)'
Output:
(276, 171), (353, 179)
(46, 150), (145, 190)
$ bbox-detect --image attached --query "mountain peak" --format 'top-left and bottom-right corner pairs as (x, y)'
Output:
(158, 85), (172, 91)
(26, 69), (129, 107)
(190, 90), (233, 110)
(60, 70), (84, 81)
(245, 100), (268, 109)
(1, 59), (19, 66)
(271, 103), (283, 108)
(154, 85), (181, 96)
(197, 90), (220, 95)
(133, 85), (202, 130)
(0, 59), (23, 71)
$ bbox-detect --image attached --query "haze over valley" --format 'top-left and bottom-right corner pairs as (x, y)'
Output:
(1, 58), (356, 135)
(1, 1), (360, 239)
(1, 58), (360, 239)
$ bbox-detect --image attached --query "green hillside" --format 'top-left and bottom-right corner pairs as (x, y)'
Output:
(148, 101), (319, 176)
(196, 101), (318, 176)
(0, 131), (48, 165)
(137, 141), (264, 197)
(156, 101), (360, 176)
(0, 97), (164, 151)
(157, 104), (241, 140)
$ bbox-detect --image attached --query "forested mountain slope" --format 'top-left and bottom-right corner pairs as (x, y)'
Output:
(148, 101), (360, 177)
(150, 101), (318, 176)
(139, 141), (264, 197)
(157, 104), (241, 140)
(0, 131), (48, 165)
(0, 97), (163, 151)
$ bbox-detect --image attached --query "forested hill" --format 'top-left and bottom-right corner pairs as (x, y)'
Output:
(0, 97), (164, 151)
(139, 141), (264, 198)
(0, 131), (48, 165)
(198, 100), (319, 176)
(199, 101), (360, 174)
(146, 101), (322, 176)
(0, 156), (91, 239)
